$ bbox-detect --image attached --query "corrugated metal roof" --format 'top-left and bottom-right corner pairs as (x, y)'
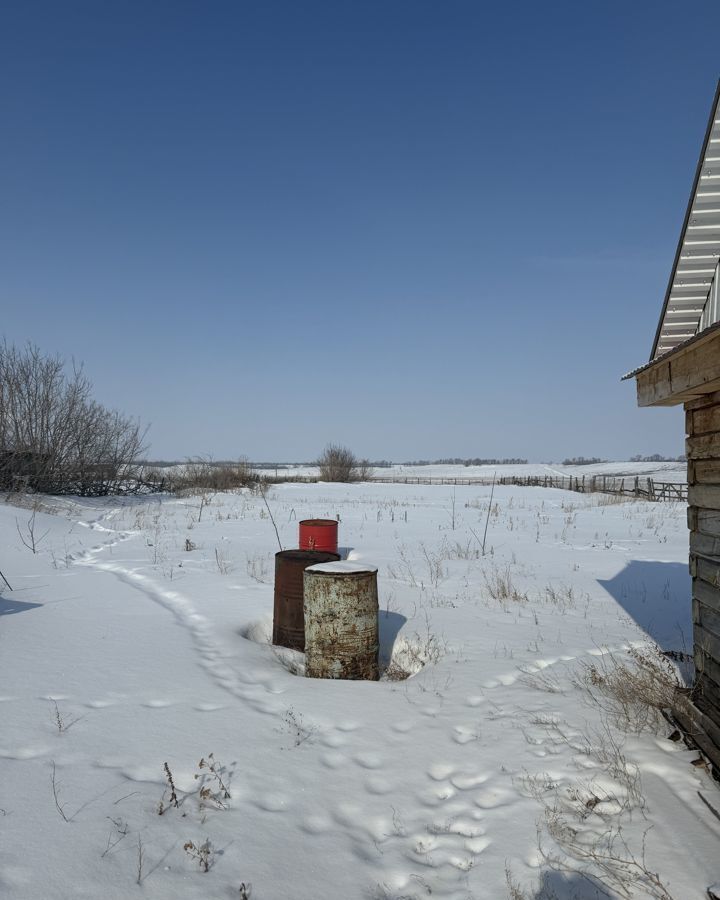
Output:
(651, 80), (720, 360)
(623, 318), (720, 380)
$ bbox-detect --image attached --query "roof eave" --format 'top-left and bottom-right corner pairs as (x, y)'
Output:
(649, 78), (720, 361)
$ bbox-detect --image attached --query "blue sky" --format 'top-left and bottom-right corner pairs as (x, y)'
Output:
(1, 1), (719, 461)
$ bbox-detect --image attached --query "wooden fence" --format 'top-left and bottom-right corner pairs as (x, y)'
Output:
(268, 472), (688, 502)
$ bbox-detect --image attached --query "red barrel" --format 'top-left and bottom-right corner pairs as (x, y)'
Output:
(273, 549), (340, 651)
(299, 519), (338, 554)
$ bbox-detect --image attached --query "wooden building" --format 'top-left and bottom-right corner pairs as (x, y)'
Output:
(626, 81), (720, 767)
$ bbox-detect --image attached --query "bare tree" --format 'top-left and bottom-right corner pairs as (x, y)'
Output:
(0, 341), (147, 495)
(316, 444), (373, 483)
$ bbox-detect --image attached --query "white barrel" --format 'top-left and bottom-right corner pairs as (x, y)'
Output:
(303, 561), (379, 680)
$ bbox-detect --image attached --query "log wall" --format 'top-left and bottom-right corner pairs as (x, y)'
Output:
(687, 390), (720, 741)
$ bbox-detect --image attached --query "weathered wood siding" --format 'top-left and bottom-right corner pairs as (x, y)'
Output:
(687, 390), (720, 733)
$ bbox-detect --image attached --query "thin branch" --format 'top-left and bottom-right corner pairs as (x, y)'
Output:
(481, 472), (496, 556)
(260, 484), (282, 552)
(51, 761), (69, 822)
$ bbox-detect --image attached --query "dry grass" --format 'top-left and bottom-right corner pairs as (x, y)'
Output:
(483, 563), (528, 605)
(572, 645), (686, 734)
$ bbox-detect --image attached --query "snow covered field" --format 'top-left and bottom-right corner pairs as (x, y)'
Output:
(1, 480), (717, 899)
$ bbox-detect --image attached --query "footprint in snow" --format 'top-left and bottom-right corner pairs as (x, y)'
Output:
(452, 725), (480, 744)
(300, 813), (334, 834)
(353, 752), (383, 769)
(320, 751), (347, 769)
(391, 720), (414, 732)
(416, 785), (456, 808)
(450, 771), (491, 791)
(252, 792), (290, 812)
(473, 785), (519, 809)
(0, 745), (51, 760)
(364, 776), (393, 795)
(336, 720), (360, 732)
(428, 763), (455, 781)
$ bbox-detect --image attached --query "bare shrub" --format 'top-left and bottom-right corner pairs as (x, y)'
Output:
(184, 838), (213, 872)
(317, 444), (372, 482)
(281, 707), (317, 747)
(539, 806), (676, 899)
(520, 706), (677, 899)
(157, 762), (180, 815)
(170, 456), (260, 494)
(101, 816), (129, 858)
(16, 507), (49, 554)
(214, 546), (232, 575)
(246, 552), (270, 583)
(52, 700), (79, 733)
(520, 668), (565, 694)
(194, 753), (231, 810)
(505, 863), (536, 900)
(383, 614), (447, 680)
(543, 583), (578, 613)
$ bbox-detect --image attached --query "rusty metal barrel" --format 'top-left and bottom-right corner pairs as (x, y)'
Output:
(303, 561), (379, 680)
(299, 519), (338, 554)
(273, 550), (340, 651)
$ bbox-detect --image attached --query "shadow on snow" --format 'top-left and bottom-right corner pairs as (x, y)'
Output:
(598, 559), (691, 652)
(378, 611), (407, 665)
(0, 596), (43, 616)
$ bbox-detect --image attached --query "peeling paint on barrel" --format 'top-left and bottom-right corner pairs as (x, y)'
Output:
(303, 562), (379, 680)
(273, 550), (340, 651)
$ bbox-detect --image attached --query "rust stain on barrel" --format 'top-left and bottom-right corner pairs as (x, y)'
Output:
(273, 550), (339, 651)
(303, 567), (379, 680)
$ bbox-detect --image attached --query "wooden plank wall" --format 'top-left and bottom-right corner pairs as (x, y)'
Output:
(687, 389), (720, 740)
